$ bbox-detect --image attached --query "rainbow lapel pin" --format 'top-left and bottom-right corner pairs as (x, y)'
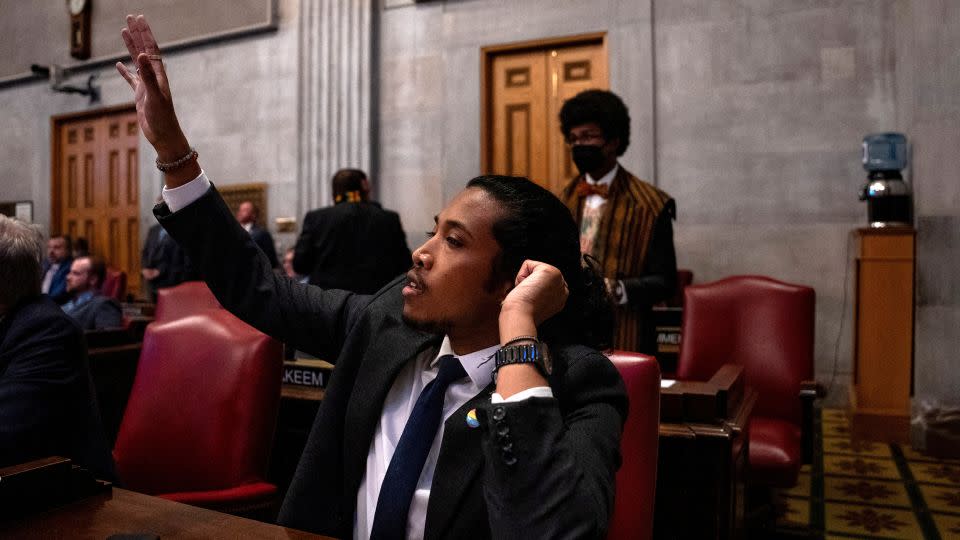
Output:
(466, 408), (480, 428)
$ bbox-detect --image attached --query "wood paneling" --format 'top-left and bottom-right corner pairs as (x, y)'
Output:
(483, 34), (608, 193)
(53, 106), (142, 296)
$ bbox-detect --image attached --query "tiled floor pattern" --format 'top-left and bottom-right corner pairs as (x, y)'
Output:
(774, 408), (960, 539)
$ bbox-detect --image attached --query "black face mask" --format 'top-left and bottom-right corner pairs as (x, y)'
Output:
(571, 144), (605, 175)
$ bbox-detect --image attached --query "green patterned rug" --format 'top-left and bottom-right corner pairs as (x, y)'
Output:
(774, 408), (960, 539)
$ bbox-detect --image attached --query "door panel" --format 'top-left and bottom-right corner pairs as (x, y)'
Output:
(490, 52), (548, 185)
(55, 109), (141, 296)
(484, 37), (608, 194)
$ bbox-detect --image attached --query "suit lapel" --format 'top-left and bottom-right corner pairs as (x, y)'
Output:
(423, 382), (496, 540)
(341, 322), (441, 506)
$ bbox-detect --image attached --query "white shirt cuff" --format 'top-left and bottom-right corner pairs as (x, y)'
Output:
(616, 279), (629, 305)
(491, 386), (554, 403)
(162, 171), (211, 213)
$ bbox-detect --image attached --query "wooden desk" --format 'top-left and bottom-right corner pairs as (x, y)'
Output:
(0, 488), (330, 539)
(654, 373), (755, 540)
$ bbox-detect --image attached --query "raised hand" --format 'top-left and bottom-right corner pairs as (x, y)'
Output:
(115, 15), (192, 167)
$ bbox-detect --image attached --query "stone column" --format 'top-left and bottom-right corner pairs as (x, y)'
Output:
(297, 0), (372, 215)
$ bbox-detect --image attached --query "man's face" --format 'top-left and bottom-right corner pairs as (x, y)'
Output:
(66, 257), (94, 294)
(236, 202), (256, 225)
(402, 187), (512, 340)
(47, 237), (68, 263)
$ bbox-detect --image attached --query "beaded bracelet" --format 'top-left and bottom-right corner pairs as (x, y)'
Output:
(155, 147), (198, 172)
(501, 335), (540, 348)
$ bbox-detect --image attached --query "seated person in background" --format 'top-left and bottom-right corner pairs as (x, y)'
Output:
(0, 215), (115, 479)
(141, 219), (196, 302)
(282, 247), (308, 283)
(557, 89), (677, 354)
(118, 15), (626, 538)
(294, 168), (411, 294)
(41, 234), (72, 304)
(61, 255), (124, 331)
(236, 200), (279, 269)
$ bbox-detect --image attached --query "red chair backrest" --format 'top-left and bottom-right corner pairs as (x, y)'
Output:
(154, 281), (223, 322)
(101, 268), (127, 301)
(605, 351), (661, 540)
(677, 275), (814, 424)
(112, 310), (283, 494)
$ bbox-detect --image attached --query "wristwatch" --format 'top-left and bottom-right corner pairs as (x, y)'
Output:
(494, 342), (552, 377)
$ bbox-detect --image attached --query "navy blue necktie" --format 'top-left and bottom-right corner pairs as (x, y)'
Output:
(370, 354), (467, 540)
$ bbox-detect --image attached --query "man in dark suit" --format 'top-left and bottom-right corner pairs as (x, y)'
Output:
(40, 234), (73, 304)
(141, 221), (196, 301)
(0, 215), (114, 480)
(61, 255), (124, 331)
(294, 169), (411, 293)
(119, 15), (625, 539)
(236, 200), (279, 269)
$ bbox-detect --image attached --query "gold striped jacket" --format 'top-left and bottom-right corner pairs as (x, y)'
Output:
(559, 166), (675, 351)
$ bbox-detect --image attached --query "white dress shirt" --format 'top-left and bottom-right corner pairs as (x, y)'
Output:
(41, 262), (61, 294)
(161, 172), (553, 539)
(582, 164), (619, 210)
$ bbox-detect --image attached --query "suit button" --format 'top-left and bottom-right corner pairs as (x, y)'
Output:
(496, 424), (510, 437)
(502, 451), (517, 466)
(492, 406), (506, 421)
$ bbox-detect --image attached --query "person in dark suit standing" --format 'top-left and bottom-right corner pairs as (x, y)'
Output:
(294, 169), (411, 294)
(236, 200), (279, 269)
(118, 15), (626, 539)
(141, 221), (196, 301)
(0, 215), (114, 480)
(40, 234), (73, 304)
(61, 255), (124, 331)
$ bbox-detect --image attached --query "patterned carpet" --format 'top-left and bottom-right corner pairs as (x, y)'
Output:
(774, 408), (960, 539)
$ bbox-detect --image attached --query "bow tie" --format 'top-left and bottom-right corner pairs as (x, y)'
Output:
(576, 180), (609, 198)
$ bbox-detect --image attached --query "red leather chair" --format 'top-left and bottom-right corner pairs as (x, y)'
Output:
(677, 275), (816, 487)
(101, 268), (127, 301)
(112, 310), (284, 513)
(605, 351), (661, 540)
(154, 281), (223, 322)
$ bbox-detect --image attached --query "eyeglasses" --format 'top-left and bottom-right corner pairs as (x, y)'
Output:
(565, 130), (605, 146)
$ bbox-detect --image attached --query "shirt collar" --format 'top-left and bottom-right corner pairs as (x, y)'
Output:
(433, 335), (499, 388)
(585, 163), (619, 186)
(242, 222), (254, 233)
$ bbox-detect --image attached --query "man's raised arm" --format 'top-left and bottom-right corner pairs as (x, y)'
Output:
(117, 14), (199, 189)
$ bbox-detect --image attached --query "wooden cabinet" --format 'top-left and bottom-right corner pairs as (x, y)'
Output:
(850, 227), (914, 442)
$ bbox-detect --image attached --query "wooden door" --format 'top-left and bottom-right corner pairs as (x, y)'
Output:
(53, 108), (142, 296)
(483, 35), (608, 194)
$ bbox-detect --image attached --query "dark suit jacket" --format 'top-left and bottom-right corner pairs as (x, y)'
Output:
(141, 223), (197, 297)
(0, 295), (115, 480)
(64, 294), (123, 331)
(41, 258), (73, 304)
(248, 224), (279, 268)
(157, 186), (627, 539)
(293, 201), (411, 294)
